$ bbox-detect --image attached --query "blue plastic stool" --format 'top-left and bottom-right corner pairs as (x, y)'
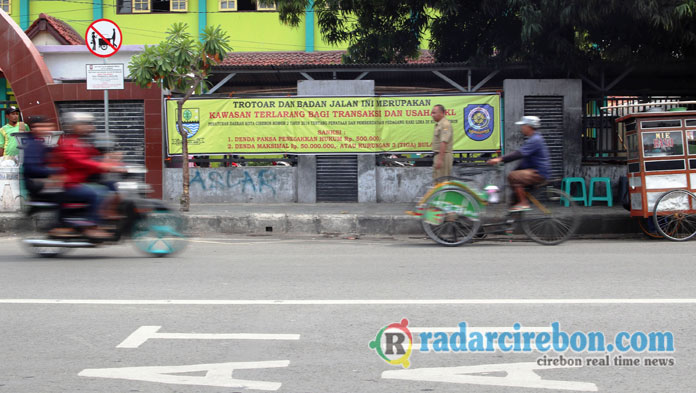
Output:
(561, 177), (587, 206)
(588, 177), (613, 206)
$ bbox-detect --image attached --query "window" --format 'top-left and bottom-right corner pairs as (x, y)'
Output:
(219, 0), (275, 11)
(627, 133), (639, 160)
(170, 0), (187, 11)
(640, 119), (682, 129)
(0, 0), (10, 14)
(257, 0), (276, 11)
(117, 0), (188, 13)
(642, 131), (684, 157)
(133, 0), (150, 12)
(220, 0), (236, 11)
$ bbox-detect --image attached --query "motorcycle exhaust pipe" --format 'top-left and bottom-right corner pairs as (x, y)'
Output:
(23, 239), (95, 248)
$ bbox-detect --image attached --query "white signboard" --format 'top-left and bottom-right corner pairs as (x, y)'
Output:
(86, 64), (124, 90)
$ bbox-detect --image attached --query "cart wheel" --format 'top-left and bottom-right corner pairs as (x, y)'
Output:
(652, 189), (696, 241)
(637, 217), (664, 239)
(421, 188), (482, 246)
(520, 187), (580, 245)
(132, 211), (188, 256)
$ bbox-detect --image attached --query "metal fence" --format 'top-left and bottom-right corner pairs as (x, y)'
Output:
(582, 96), (687, 163)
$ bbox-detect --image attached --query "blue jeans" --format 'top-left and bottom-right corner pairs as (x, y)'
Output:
(63, 184), (107, 225)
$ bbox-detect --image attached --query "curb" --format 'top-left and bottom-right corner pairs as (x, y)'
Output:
(0, 211), (640, 237)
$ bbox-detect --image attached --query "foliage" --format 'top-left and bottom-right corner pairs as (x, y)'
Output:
(275, 0), (696, 69)
(129, 23), (232, 211)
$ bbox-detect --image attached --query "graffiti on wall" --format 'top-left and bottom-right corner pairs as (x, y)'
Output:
(189, 169), (278, 196)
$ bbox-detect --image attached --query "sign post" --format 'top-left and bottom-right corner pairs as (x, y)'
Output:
(84, 19), (123, 145)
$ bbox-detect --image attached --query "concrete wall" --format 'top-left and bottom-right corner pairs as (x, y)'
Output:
(572, 164), (627, 204)
(376, 166), (505, 203)
(503, 79), (583, 178)
(37, 45), (145, 82)
(164, 167), (297, 203)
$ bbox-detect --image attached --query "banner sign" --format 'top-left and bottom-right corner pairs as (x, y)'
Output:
(165, 94), (501, 155)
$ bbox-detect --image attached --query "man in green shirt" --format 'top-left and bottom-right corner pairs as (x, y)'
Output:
(1, 106), (30, 158)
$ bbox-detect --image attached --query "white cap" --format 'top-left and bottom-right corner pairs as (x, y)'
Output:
(515, 115), (541, 128)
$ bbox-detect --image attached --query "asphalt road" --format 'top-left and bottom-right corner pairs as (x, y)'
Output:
(0, 235), (693, 393)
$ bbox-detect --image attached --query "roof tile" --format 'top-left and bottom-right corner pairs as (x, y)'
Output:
(220, 50), (435, 67)
(25, 13), (85, 45)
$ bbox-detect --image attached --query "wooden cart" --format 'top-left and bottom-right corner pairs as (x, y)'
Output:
(615, 105), (696, 240)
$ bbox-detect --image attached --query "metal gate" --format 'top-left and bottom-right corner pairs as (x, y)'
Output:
(316, 155), (358, 202)
(523, 96), (564, 178)
(57, 101), (145, 165)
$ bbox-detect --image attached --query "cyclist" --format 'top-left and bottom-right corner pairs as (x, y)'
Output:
(487, 116), (550, 211)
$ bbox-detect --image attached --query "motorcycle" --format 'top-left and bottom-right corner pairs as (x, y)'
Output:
(21, 165), (187, 258)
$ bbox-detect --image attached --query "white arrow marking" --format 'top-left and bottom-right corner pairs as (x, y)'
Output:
(79, 360), (289, 390)
(117, 326), (300, 348)
(382, 362), (598, 391)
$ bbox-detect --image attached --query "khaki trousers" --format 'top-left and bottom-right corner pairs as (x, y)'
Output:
(432, 152), (453, 180)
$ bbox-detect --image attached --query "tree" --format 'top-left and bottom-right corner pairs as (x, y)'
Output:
(129, 23), (231, 211)
(275, 0), (696, 70)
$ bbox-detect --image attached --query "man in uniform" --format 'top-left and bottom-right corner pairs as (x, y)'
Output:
(0, 106), (30, 160)
(431, 104), (453, 180)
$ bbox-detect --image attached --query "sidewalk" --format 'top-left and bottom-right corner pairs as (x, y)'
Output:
(0, 203), (639, 237)
(184, 203), (640, 237)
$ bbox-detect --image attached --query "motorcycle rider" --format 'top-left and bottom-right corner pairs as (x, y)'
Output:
(53, 112), (124, 239)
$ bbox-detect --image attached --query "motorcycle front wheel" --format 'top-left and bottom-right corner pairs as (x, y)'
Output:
(132, 210), (187, 257)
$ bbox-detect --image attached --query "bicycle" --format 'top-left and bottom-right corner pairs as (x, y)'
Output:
(408, 167), (581, 246)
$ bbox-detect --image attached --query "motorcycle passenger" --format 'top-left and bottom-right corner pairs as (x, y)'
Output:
(53, 112), (124, 239)
(22, 116), (62, 201)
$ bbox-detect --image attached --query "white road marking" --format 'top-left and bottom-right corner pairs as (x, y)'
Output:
(382, 362), (598, 391)
(117, 326), (300, 348)
(0, 298), (695, 305)
(79, 360), (289, 390)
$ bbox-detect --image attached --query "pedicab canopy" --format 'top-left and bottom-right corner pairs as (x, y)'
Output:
(164, 94), (501, 155)
(614, 103), (696, 217)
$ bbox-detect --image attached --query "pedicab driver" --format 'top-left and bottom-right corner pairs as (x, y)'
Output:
(487, 115), (550, 211)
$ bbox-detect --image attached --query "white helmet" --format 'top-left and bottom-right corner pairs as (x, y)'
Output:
(63, 112), (94, 126)
(515, 115), (541, 128)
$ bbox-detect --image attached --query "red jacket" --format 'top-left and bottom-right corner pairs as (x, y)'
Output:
(54, 135), (107, 188)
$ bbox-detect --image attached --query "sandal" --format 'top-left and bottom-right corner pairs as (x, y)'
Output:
(509, 204), (531, 212)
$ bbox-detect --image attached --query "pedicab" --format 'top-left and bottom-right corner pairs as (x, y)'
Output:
(612, 103), (696, 241)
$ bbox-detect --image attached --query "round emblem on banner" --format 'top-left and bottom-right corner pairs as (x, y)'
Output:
(464, 104), (495, 141)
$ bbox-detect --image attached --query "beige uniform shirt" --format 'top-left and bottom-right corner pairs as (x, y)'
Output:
(432, 118), (453, 153)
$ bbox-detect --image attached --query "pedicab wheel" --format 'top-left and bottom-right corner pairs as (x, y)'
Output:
(421, 188), (482, 246)
(652, 189), (696, 241)
(520, 187), (580, 245)
(132, 210), (188, 257)
(637, 217), (664, 239)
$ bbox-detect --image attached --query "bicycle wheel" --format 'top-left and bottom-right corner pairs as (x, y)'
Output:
(132, 210), (188, 256)
(652, 189), (696, 241)
(421, 188), (482, 246)
(521, 187), (580, 245)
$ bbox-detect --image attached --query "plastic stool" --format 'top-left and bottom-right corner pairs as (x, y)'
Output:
(561, 177), (587, 206)
(588, 177), (613, 206)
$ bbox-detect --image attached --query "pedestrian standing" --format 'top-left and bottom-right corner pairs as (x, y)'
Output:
(431, 104), (453, 180)
(0, 106), (30, 162)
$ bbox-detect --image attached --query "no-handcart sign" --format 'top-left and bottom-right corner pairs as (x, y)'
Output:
(85, 19), (123, 58)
